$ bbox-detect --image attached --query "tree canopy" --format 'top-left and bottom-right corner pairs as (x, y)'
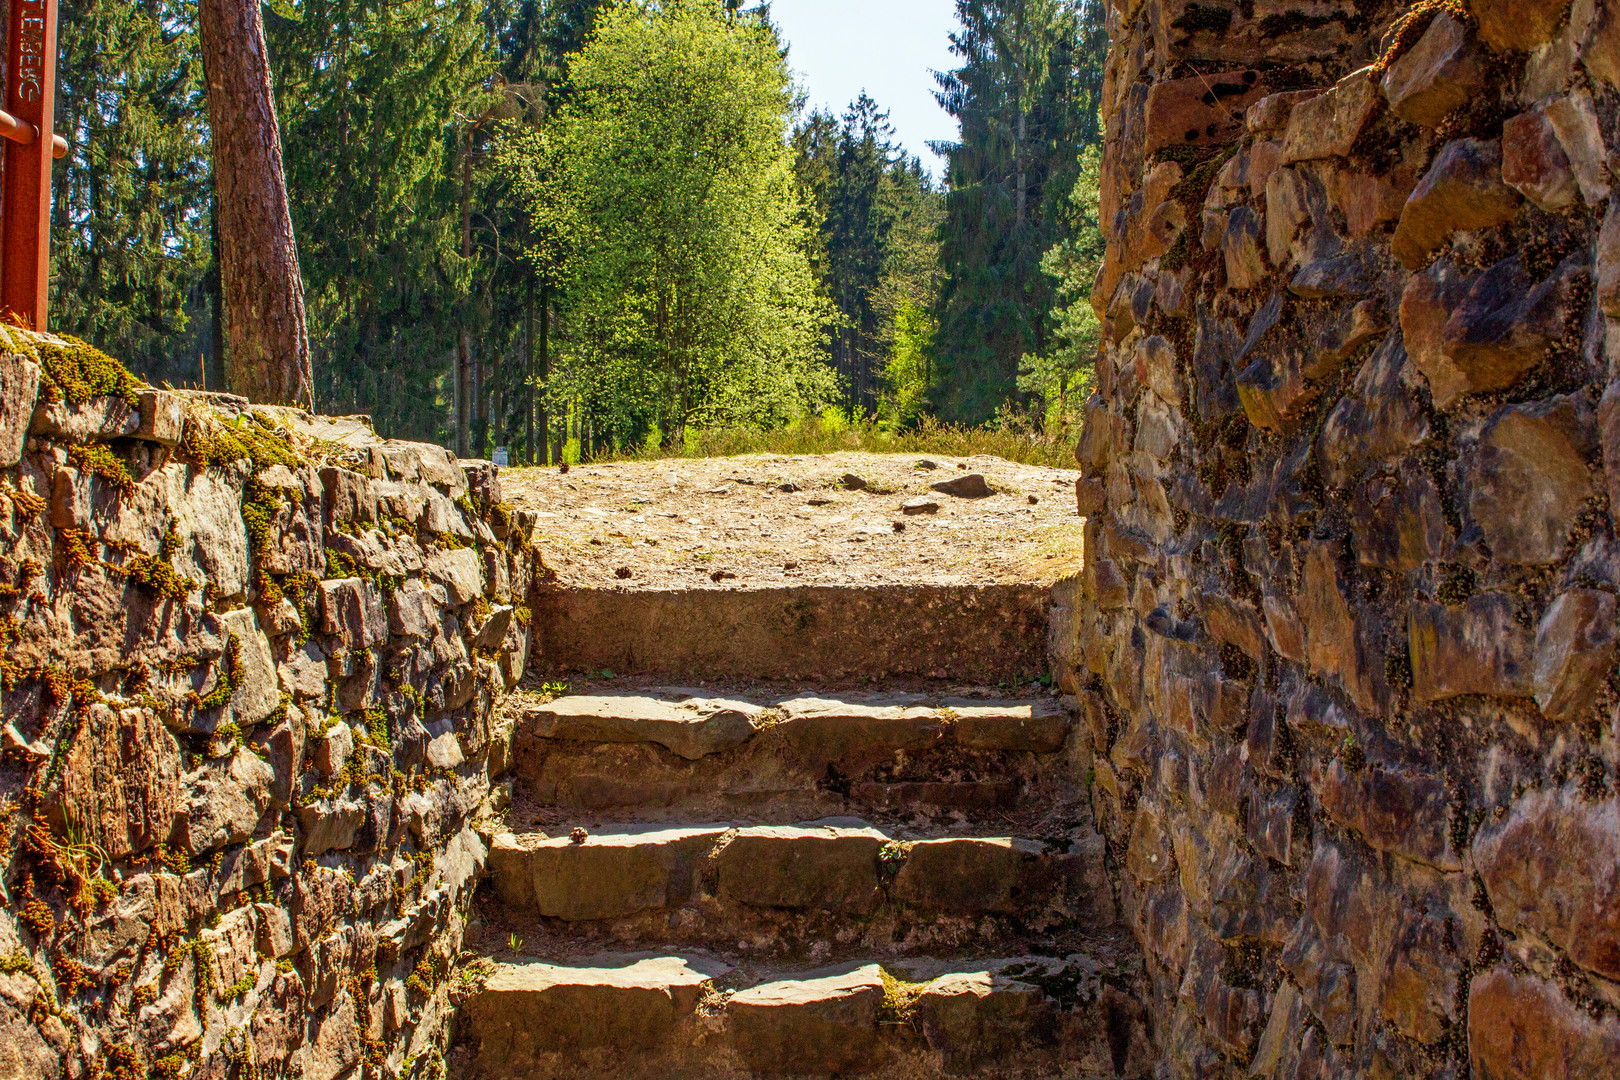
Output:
(48, 0), (1110, 456)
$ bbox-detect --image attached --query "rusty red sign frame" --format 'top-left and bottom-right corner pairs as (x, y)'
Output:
(2, 0), (58, 331)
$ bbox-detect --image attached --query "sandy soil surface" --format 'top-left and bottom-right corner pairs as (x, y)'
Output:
(503, 452), (1084, 590)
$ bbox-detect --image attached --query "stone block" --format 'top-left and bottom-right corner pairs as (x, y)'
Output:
(1441, 254), (1587, 403)
(717, 821), (886, 914)
(218, 833), (293, 900)
(1350, 464), (1451, 573)
(1144, 70), (1269, 154)
(1532, 589), (1619, 722)
(1583, 0), (1620, 87)
(320, 466), (378, 525)
(319, 577), (387, 649)
(1287, 253), (1372, 299)
(1391, 138), (1520, 269)
(1469, 968), (1620, 1079)
(891, 837), (1050, 915)
(1400, 257), (1478, 408)
(1475, 789), (1620, 981)
(1381, 12), (1484, 127)
(1315, 336), (1429, 488)
(295, 791), (367, 857)
(459, 457), (501, 504)
(947, 698), (1070, 752)
(915, 966), (1057, 1074)
(1298, 543), (1392, 716)
(1544, 89), (1611, 205)
(1470, 0), (1573, 53)
(521, 693), (759, 760)
(1246, 90), (1323, 135)
(312, 723), (354, 779)
(1221, 206), (1266, 291)
(1318, 759), (1460, 871)
(1381, 906), (1463, 1043)
(1469, 393), (1595, 565)
(49, 704), (182, 860)
(773, 696), (946, 764)
(1410, 593), (1535, 702)
(1246, 784), (1298, 865)
(1503, 107), (1578, 210)
(135, 389), (186, 447)
(0, 353), (39, 466)
(30, 394), (140, 443)
(414, 442), (468, 496)
(1602, 379), (1620, 512)
(425, 545), (484, 605)
(179, 747), (277, 854)
(486, 832), (539, 909)
(463, 956), (725, 1063)
(254, 902), (295, 959)
(1280, 66), (1380, 163)
(1600, 203), (1620, 318)
(529, 825), (725, 921)
(727, 965), (885, 1074)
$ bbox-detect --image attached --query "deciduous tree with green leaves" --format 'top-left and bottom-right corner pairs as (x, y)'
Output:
(506, 0), (833, 455)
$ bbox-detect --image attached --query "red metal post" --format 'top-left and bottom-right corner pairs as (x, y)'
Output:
(2, 0), (57, 330)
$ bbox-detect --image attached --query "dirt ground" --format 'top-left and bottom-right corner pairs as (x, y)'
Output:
(502, 452), (1085, 590)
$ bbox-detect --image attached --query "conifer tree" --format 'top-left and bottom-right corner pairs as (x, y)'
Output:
(792, 97), (942, 420)
(51, 0), (211, 387)
(931, 0), (1106, 424)
(199, 0), (313, 407)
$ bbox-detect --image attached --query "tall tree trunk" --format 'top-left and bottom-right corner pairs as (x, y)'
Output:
(524, 274), (535, 464)
(456, 128), (473, 457)
(206, 192), (226, 391)
(1016, 111), (1027, 229)
(539, 282), (551, 465)
(198, 0), (312, 408)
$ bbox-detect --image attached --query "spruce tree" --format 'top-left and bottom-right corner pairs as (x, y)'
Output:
(51, 0), (211, 388)
(931, 0), (1106, 424)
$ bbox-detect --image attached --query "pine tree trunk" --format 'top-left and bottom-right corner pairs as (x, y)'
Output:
(455, 128), (473, 457)
(525, 275), (535, 465)
(539, 283), (551, 465)
(198, 0), (312, 408)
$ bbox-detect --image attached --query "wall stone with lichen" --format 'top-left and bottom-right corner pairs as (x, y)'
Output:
(0, 325), (542, 1080)
(1053, 1), (1620, 1076)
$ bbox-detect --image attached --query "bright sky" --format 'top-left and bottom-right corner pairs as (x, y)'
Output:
(768, 0), (962, 172)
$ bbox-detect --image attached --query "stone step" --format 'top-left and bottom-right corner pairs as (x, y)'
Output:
(459, 949), (1147, 1077)
(487, 819), (1114, 934)
(528, 582), (1055, 684)
(506, 690), (1076, 819)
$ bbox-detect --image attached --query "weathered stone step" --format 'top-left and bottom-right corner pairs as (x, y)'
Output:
(486, 819), (1115, 939)
(460, 949), (1148, 1077)
(529, 582), (1055, 684)
(519, 691), (1071, 757)
(506, 690), (1076, 819)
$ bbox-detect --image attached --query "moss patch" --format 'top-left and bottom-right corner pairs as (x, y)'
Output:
(21, 333), (144, 406)
(182, 411), (299, 471)
(187, 634), (242, 711)
(66, 444), (135, 495)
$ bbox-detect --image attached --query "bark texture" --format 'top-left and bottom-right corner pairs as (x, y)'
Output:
(198, 0), (312, 408)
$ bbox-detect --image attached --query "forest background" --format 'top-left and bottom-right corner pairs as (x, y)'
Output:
(54, 0), (1107, 464)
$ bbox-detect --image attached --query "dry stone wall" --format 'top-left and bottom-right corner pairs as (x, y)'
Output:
(0, 326), (541, 1080)
(1055, 1), (1620, 1076)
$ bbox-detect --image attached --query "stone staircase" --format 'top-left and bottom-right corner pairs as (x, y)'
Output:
(451, 685), (1152, 1078)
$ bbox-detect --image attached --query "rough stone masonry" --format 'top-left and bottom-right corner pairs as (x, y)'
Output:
(0, 324), (540, 1080)
(1049, 0), (1620, 1076)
